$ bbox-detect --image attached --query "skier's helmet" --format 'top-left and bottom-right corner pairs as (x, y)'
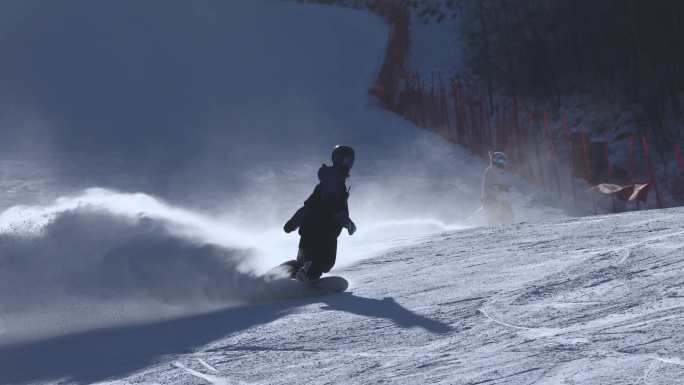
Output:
(332, 145), (355, 171)
(491, 151), (507, 168)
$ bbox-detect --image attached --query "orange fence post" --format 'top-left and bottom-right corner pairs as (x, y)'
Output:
(563, 113), (576, 205)
(544, 111), (561, 198)
(452, 81), (460, 144)
(430, 71), (435, 129)
(629, 136), (636, 181)
(544, 111), (554, 159)
(417, 73), (426, 127)
(480, 100), (487, 155)
(581, 130), (597, 213)
(439, 76), (450, 139)
(512, 96), (520, 173)
(532, 111), (545, 187)
(482, 100), (490, 152)
(674, 143), (684, 177)
(604, 142), (613, 177)
(580, 131), (592, 181)
(642, 136), (663, 208)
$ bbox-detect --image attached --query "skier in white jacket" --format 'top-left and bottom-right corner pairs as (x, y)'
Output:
(481, 151), (514, 225)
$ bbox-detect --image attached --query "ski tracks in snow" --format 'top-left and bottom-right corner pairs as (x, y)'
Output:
(173, 359), (255, 385)
(478, 307), (563, 340)
(61, 208), (684, 384)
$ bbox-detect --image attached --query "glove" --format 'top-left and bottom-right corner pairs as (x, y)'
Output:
(284, 219), (297, 233)
(346, 220), (356, 236)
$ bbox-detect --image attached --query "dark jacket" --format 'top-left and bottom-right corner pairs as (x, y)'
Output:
(288, 164), (350, 238)
(302, 165), (350, 236)
(285, 165), (350, 272)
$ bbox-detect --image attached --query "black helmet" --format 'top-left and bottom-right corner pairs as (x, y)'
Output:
(332, 145), (355, 171)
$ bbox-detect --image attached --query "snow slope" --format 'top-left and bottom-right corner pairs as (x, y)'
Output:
(0, 1), (640, 384)
(3, 207), (683, 384)
(0, 0), (567, 348)
(0, 0), (489, 350)
(0, 0), (566, 222)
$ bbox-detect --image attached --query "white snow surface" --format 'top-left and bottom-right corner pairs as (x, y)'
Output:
(3, 207), (683, 384)
(0, 1), (681, 384)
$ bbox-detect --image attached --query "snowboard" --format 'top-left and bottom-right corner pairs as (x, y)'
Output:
(263, 260), (349, 298)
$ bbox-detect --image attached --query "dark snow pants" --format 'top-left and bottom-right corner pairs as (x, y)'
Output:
(296, 236), (338, 279)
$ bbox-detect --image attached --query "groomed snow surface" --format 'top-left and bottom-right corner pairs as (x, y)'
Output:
(2, 207), (683, 384)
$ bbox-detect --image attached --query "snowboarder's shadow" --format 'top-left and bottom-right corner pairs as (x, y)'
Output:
(0, 300), (294, 385)
(0, 293), (451, 385)
(320, 293), (452, 334)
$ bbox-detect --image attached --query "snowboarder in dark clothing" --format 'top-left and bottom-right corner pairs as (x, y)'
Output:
(282, 145), (356, 281)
